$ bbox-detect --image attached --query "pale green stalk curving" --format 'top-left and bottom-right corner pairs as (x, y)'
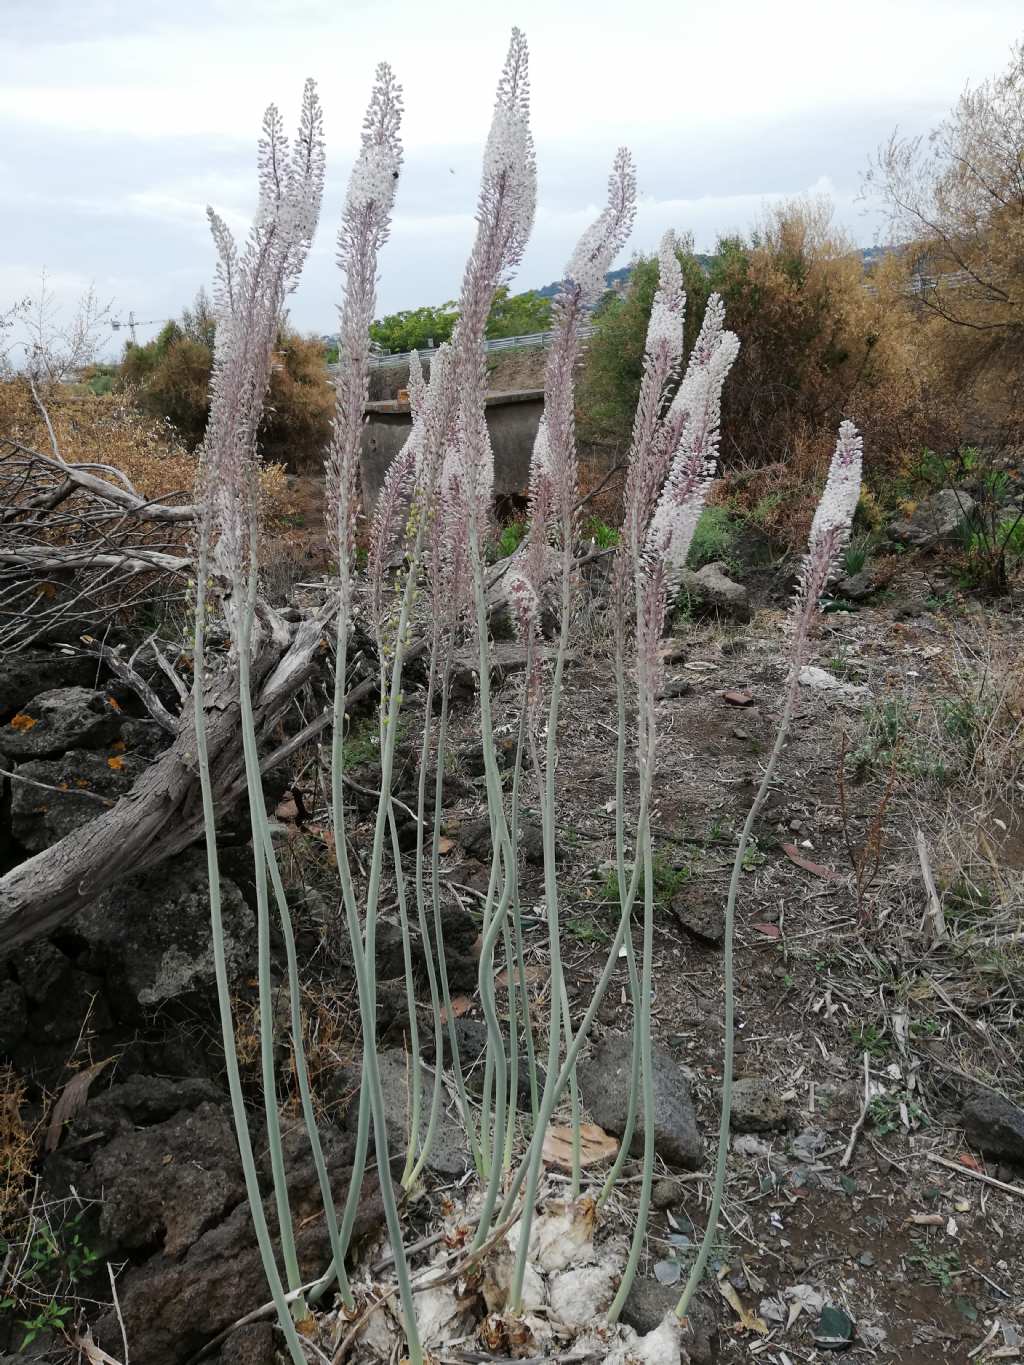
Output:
(192, 521), (308, 1365)
(236, 560), (305, 1317)
(675, 667), (800, 1322)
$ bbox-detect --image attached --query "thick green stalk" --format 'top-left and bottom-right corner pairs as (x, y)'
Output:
(259, 823), (351, 1306)
(427, 669), (480, 1167)
(607, 818), (655, 1321)
(465, 534), (520, 1249)
(192, 522), (307, 1365)
(502, 920), (520, 1169)
(386, 796), (423, 1189)
(353, 560), (433, 1365)
(598, 648), (642, 1207)
(507, 689), (540, 1126)
(477, 841), (503, 1183)
(675, 666), (800, 1322)
(495, 780), (652, 1237)
(237, 568), (305, 1316)
(404, 648), (448, 1188)
(509, 552), (575, 1308)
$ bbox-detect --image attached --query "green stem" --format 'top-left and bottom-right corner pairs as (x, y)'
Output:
(494, 779), (652, 1238)
(387, 795), (423, 1189)
(598, 647), (642, 1207)
(258, 822), (351, 1307)
(607, 816), (655, 1321)
(675, 665), (800, 1322)
(427, 667), (480, 1168)
(404, 648), (448, 1189)
(192, 521), (307, 1365)
(509, 554), (574, 1308)
(237, 566), (304, 1316)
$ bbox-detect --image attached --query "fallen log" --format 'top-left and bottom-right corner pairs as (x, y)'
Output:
(0, 614), (329, 954)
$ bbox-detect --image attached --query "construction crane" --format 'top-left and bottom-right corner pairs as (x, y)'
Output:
(109, 311), (168, 346)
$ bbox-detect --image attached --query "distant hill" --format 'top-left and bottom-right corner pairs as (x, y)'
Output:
(532, 246), (888, 302)
(535, 266), (632, 299)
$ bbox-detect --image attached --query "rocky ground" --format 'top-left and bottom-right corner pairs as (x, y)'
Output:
(1, 502), (1022, 1364)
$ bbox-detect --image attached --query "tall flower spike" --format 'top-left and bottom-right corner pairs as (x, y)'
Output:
(564, 148), (638, 307)
(644, 295), (739, 590)
(450, 30), (538, 531)
(792, 420), (863, 639)
(407, 349), (427, 423)
(644, 230), (685, 361)
(481, 27), (537, 275)
(200, 82), (325, 608)
(326, 64), (404, 584)
(526, 148), (637, 570)
(618, 229), (687, 589)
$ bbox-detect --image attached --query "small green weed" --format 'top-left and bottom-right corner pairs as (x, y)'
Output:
(741, 836), (766, 871)
(868, 1086), (928, 1141)
(0, 1213), (100, 1350)
(599, 849), (691, 906)
(850, 1022), (891, 1060)
(907, 1241), (960, 1289)
(584, 516), (620, 549)
(686, 506), (738, 571)
(565, 916), (612, 946)
(842, 534), (872, 577)
(491, 520), (528, 562)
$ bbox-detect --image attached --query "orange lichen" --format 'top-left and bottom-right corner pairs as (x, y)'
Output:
(9, 714), (36, 732)
(107, 756), (125, 771)
(106, 696), (121, 712)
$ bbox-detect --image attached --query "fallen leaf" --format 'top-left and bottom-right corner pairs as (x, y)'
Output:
(436, 836), (455, 855)
(106, 695), (121, 711)
(717, 1277), (769, 1335)
(107, 756), (125, 771)
(495, 964), (544, 989)
(781, 843), (843, 881)
(275, 796), (299, 821)
(786, 1282), (825, 1328)
(753, 923), (781, 939)
(74, 1330), (123, 1365)
(541, 1122), (619, 1170)
(439, 995), (473, 1024)
(721, 690), (754, 707)
(957, 1152), (984, 1171)
(905, 1212), (945, 1227)
(46, 1058), (112, 1153)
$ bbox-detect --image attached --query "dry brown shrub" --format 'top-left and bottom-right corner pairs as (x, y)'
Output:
(0, 379), (299, 530)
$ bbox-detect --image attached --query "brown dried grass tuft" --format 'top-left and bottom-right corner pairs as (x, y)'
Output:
(0, 1065), (37, 1236)
(0, 379), (299, 530)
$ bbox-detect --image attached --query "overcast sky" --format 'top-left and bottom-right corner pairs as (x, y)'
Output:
(4, 0), (1021, 355)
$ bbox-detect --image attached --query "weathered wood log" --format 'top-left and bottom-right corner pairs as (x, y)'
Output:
(0, 616), (327, 954)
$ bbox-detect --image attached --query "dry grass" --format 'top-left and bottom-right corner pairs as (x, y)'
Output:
(231, 983), (360, 1125)
(0, 1065), (37, 1237)
(0, 379), (299, 529)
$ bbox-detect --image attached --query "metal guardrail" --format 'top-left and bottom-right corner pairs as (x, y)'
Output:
(365, 323), (597, 371)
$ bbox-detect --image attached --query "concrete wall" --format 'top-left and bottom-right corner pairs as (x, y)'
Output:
(360, 390), (545, 509)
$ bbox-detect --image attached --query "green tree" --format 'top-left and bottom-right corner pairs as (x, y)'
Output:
(368, 302), (459, 354)
(485, 285), (552, 338)
(578, 237), (711, 446)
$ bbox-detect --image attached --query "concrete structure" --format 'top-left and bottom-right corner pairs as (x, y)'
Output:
(360, 388), (544, 509)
